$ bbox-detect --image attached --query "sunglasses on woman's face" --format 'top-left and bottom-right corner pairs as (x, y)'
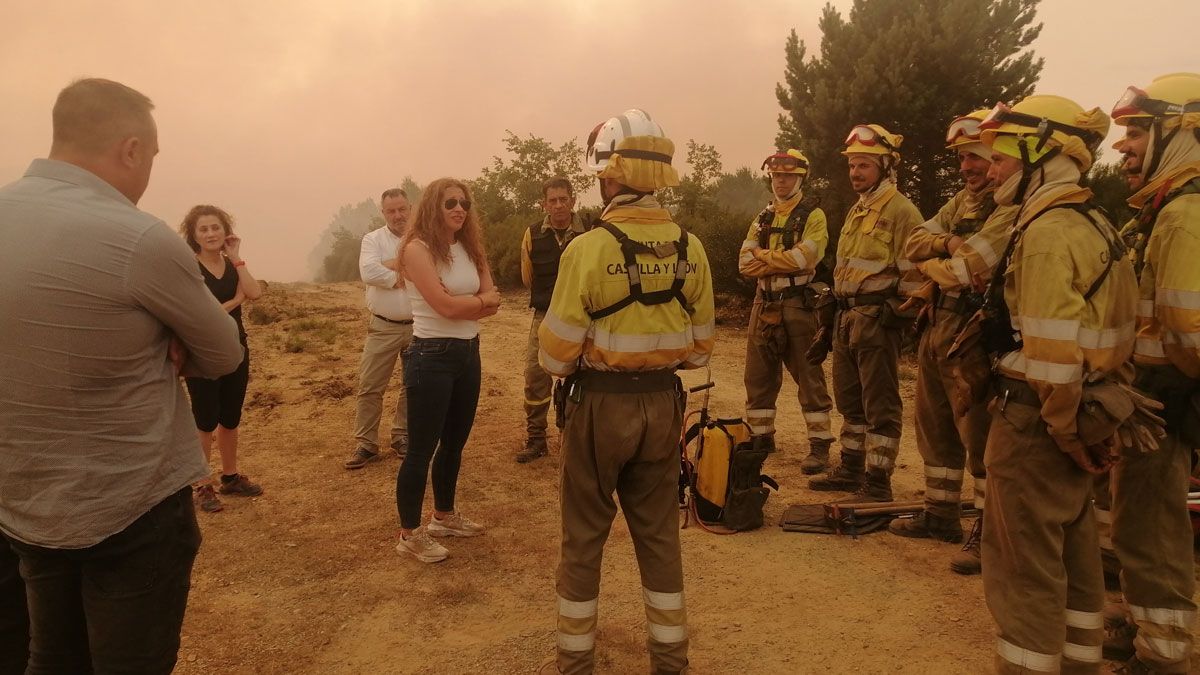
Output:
(443, 198), (471, 211)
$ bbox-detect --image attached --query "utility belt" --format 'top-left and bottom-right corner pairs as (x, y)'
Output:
(993, 375), (1042, 409)
(373, 314), (414, 325)
(553, 369), (682, 428)
(1134, 363), (1200, 437)
(834, 293), (890, 310)
(935, 291), (983, 316)
(759, 283), (817, 307)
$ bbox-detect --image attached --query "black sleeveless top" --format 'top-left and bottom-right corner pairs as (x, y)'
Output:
(198, 258), (246, 343)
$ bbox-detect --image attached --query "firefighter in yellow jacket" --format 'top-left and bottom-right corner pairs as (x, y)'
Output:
(739, 149), (834, 473)
(976, 95), (1135, 674)
(808, 124), (923, 501)
(888, 111), (1019, 575)
(539, 109), (715, 675)
(1101, 73), (1200, 674)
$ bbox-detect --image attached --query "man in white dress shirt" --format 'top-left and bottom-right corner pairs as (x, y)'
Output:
(344, 188), (415, 469)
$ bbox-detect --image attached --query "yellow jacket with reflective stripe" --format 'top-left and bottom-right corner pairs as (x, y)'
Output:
(833, 182), (923, 298)
(738, 193), (828, 294)
(997, 185), (1137, 451)
(1128, 164), (1200, 377)
(906, 188), (1018, 294)
(538, 196), (716, 375)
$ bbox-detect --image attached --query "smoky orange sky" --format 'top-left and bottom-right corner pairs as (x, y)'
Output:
(2, 0), (1196, 281)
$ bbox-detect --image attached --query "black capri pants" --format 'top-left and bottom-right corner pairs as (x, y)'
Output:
(185, 346), (250, 432)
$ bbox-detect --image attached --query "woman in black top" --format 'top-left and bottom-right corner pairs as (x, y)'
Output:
(180, 205), (264, 512)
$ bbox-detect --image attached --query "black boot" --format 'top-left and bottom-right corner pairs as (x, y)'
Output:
(889, 511), (964, 543)
(838, 467), (892, 503)
(808, 451), (865, 492)
(752, 434), (777, 454)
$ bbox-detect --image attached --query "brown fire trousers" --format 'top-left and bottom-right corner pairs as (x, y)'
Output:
(524, 309), (553, 443)
(555, 372), (688, 675)
(982, 398), (1104, 674)
(914, 305), (990, 518)
(1109, 430), (1196, 672)
(743, 296), (834, 449)
(830, 306), (902, 471)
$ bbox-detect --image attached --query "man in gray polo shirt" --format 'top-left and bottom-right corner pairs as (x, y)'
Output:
(0, 78), (244, 672)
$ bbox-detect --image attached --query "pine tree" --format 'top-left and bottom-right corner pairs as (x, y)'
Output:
(776, 0), (1043, 235)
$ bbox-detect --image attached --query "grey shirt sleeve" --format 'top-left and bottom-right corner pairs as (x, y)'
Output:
(126, 223), (244, 378)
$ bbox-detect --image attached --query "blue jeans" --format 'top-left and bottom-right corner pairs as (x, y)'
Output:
(396, 337), (481, 530)
(4, 486), (201, 674)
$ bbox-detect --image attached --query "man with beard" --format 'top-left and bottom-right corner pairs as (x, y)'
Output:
(888, 110), (1018, 576)
(976, 94), (1134, 673)
(739, 149), (834, 472)
(1101, 73), (1200, 674)
(808, 124), (923, 501)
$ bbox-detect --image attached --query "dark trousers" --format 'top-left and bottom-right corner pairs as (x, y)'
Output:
(4, 486), (201, 675)
(185, 345), (250, 432)
(0, 538), (29, 674)
(396, 337), (482, 530)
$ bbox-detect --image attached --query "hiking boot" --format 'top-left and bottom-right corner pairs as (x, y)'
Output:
(193, 484), (223, 513)
(888, 512), (964, 543)
(428, 511), (485, 538)
(391, 437), (408, 459)
(1103, 618), (1138, 662)
(344, 447), (381, 470)
(516, 438), (548, 464)
(837, 468), (892, 503)
(800, 440), (831, 475)
(950, 518), (983, 575)
(752, 435), (777, 454)
(396, 528), (449, 563)
(808, 452), (865, 492)
(218, 473), (263, 497)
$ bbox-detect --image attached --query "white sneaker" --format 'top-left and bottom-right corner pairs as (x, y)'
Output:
(395, 528), (449, 563)
(427, 512), (485, 538)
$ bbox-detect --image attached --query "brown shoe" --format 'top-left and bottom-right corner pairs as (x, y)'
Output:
(889, 512), (964, 543)
(390, 437), (408, 459)
(193, 484), (223, 513)
(800, 439), (831, 475)
(344, 447), (381, 470)
(516, 439), (548, 464)
(218, 473), (263, 497)
(950, 518), (983, 575)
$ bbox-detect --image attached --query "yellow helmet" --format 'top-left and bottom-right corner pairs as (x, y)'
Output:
(979, 95), (1109, 172)
(761, 149), (809, 176)
(841, 124), (902, 159)
(1112, 72), (1200, 127)
(945, 109), (990, 150)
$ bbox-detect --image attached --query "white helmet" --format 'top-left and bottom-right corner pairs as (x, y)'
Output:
(585, 109), (666, 172)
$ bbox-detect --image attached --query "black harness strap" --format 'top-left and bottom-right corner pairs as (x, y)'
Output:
(1131, 177), (1200, 277)
(587, 221), (692, 320)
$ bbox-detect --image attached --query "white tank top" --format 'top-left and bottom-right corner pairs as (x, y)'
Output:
(407, 241), (481, 339)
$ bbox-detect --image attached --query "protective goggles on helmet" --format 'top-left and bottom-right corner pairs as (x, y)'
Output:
(979, 102), (1102, 151)
(1111, 86), (1200, 120)
(945, 116), (983, 145)
(844, 125), (897, 151)
(761, 153), (808, 173)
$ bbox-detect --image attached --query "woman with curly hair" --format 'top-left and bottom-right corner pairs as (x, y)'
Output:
(179, 205), (264, 513)
(394, 178), (500, 563)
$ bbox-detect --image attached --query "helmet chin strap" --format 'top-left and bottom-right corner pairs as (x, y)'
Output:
(1141, 118), (1178, 184)
(1014, 139), (1060, 204)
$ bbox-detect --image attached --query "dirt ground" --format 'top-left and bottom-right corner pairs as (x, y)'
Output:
(172, 282), (1191, 675)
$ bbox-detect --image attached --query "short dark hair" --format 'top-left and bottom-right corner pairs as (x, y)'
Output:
(380, 188), (408, 203)
(542, 178), (574, 198)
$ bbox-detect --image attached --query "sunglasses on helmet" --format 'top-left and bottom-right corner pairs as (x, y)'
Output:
(1111, 86), (1200, 120)
(761, 154), (808, 172)
(844, 125), (897, 152)
(945, 116), (983, 145)
(444, 198), (472, 211)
